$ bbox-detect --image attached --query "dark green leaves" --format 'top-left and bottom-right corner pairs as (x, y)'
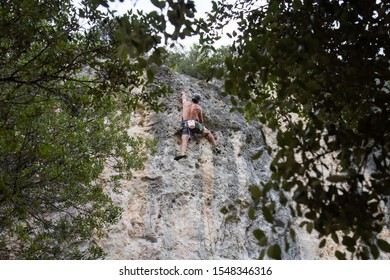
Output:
(326, 175), (348, 183)
(262, 205), (274, 224)
(0, 0), (166, 259)
(147, 65), (158, 82)
(331, 232), (339, 244)
(319, 239), (326, 248)
(206, 0), (390, 260)
(267, 244), (282, 260)
(253, 229), (268, 246)
(168, 9), (185, 27)
(377, 239), (390, 253)
(342, 236), (356, 252)
(251, 148), (264, 160)
(151, 0), (166, 9)
(335, 251), (346, 260)
(250, 185), (261, 200)
(248, 207), (256, 220)
(253, 229), (282, 259)
(89, 0), (109, 8)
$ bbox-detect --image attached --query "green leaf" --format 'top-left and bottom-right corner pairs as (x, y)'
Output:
(225, 56), (234, 70)
(377, 239), (390, 253)
(250, 185), (261, 200)
(251, 149), (264, 160)
(342, 236), (356, 248)
(293, 0), (303, 10)
(137, 57), (148, 68)
(258, 236), (268, 246)
(263, 182), (273, 194)
(253, 229), (265, 240)
(230, 96), (238, 106)
(146, 66), (158, 82)
(150, 0), (165, 9)
(279, 191), (287, 205)
(253, 53), (271, 67)
(299, 221), (308, 228)
(319, 239), (326, 248)
(220, 207), (228, 215)
(327, 175), (348, 183)
(268, 0), (279, 14)
(117, 43), (129, 59)
(370, 245), (380, 259)
(90, 0), (109, 8)
(335, 250), (346, 260)
(267, 244), (282, 260)
(258, 249), (265, 260)
(274, 219), (284, 228)
(248, 207), (256, 220)
(331, 232), (339, 244)
(306, 222), (314, 234)
(253, 229), (268, 246)
(262, 205), (273, 224)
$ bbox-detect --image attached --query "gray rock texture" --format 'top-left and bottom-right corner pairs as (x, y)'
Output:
(98, 66), (274, 259)
(97, 66), (389, 260)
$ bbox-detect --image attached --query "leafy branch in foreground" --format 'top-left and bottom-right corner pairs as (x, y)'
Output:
(0, 0), (169, 259)
(207, 0), (390, 259)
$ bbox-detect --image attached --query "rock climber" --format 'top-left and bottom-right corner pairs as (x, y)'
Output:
(174, 91), (221, 161)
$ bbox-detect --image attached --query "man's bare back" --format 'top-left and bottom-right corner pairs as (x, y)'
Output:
(182, 93), (203, 123)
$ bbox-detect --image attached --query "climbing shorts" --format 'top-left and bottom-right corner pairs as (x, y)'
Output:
(182, 120), (204, 137)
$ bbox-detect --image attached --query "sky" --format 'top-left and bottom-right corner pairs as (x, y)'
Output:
(108, 0), (237, 48)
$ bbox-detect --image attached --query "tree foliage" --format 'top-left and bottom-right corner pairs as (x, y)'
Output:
(0, 0), (174, 259)
(163, 44), (231, 81)
(206, 0), (390, 259)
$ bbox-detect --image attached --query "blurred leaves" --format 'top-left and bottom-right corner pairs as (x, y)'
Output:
(377, 239), (390, 253)
(0, 0), (169, 259)
(208, 0), (390, 259)
(267, 244), (282, 260)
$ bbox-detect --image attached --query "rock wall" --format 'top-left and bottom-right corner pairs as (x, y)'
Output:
(96, 66), (389, 260)
(98, 66), (276, 259)
(99, 67), (269, 259)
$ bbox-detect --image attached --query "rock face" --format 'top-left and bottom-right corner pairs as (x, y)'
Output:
(98, 66), (390, 260)
(97, 66), (282, 259)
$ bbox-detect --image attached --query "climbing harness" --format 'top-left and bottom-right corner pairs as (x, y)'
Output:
(182, 120), (204, 138)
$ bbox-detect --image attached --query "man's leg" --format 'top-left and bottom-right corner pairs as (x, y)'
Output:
(203, 128), (221, 153)
(203, 128), (217, 146)
(180, 134), (190, 155)
(175, 134), (189, 161)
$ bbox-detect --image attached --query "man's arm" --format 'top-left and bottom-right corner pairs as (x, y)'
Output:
(181, 92), (187, 104)
(198, 109), (204, 124)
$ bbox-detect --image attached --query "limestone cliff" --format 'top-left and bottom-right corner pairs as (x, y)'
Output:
(96, 66), (388, 260)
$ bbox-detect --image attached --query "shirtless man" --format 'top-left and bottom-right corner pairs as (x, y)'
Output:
(174, 92), (220, 161)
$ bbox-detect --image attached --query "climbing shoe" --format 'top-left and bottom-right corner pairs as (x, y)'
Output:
(174, 155), (187, 161)
(213, 146), (221, 154)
